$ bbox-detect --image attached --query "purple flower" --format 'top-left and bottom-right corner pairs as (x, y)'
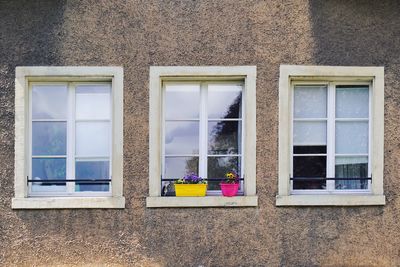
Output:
(182, 173), (203, 184)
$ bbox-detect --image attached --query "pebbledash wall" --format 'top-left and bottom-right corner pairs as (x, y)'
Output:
(1, 0), (400, 266)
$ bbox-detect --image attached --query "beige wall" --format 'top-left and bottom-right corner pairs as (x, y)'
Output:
(1, 0), (400, 266)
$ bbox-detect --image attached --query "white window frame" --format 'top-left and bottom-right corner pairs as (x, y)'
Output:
(12, 66), (125, 209)
(147, 66), (257, 207)
(162, 81), (245, 195)
(277, 65), (385, 206)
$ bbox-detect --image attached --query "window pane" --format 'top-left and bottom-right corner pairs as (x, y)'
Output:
(207, 156), (240, 190)
(336, 121), (368, 154)
(207, 156), (240, 178)
(335, 156), (368, 190)
(32, 84), (68, 119)
(293, 145), (326, 154)
(294, 85), (327, 118)
(164, 157), (199, 179)
(76, 85), (111, 120)
(32, 122), (66, 155)
(75, 160), (110, 192)
(165, 121), (199, 154)
(293, 156), (326, 190)
(208, 84), (242, 119)
(293, 121), (326, 146)
(165, 84), (200, 119)
(336, 86), (369, 118)
(76, 122), (110, 156)
(31, 158), (66, 190)
(208, 121), (240, 155)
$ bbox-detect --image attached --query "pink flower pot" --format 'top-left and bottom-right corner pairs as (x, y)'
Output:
(220, 183), (239, 197)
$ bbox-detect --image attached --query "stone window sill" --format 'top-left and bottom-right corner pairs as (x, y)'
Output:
(146, 196), (258, 208)
(11, 196), (125, 209)
(276, 194), (385, 206)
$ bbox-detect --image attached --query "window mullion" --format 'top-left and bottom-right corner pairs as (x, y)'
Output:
(199, 82), (208, 179)
(326, 82), (335, 191)
(66, 83), (75, 194)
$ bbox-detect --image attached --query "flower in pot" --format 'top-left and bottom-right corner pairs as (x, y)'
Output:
(174, 173), (207, 197)
(220, 171), (239, 197)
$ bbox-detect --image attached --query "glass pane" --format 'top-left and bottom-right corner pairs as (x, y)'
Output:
(336, 121), (368, 154)
(293, 121), (326, 146)
(294, 85), (327, 118)
(208, 84), (242, 119)
(165, 84), (200, 119)
(76, 84), (111, 120)
(207, 156), (240, 190)
(208, 121), (240, 155)
(335, 156), (368, 190)
(75, 160), (110, 192)
(76, 122), (110, 156)
(293, 156), (326, 190)
(336, 86), (369, 118)
(32, 84), (68, 119)
(32, 122), (66, 155)
(31, 158), (66, 191)
(165, 121), (199, 154)
(293, 145), (326, 154)
(164, 157), (199, 179)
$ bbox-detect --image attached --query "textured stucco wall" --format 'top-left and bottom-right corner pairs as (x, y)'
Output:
(1, 0), (400, 266)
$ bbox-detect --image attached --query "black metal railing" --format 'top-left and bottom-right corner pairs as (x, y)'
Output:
(290, 177), (372, 181)
(161, 177), (244, 182)
(27, 178), (111, 184)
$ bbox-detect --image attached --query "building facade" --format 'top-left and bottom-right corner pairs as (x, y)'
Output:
(1, 0), (400, 266)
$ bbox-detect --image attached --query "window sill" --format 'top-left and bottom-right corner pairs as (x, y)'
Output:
(276, 194), (385, 206)
(11, 196), (125, 209)
(146, 196), (258, 208)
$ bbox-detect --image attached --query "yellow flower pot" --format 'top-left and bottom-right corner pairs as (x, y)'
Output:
(174, 183), (207, 197)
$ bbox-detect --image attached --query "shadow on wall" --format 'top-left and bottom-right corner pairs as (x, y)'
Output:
(0, 0), (66, 200)
(309, 0), (400, 66)
(275, 2), (400, 266)
(0, 0), (66, 68)
(0, 1), (62, 265)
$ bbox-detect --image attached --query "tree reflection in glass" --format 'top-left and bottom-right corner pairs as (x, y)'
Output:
(207, 85), (242, 190)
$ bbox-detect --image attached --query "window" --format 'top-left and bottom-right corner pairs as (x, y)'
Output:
(277, 65), (385, 206)
(12, 67), (124, 209)
(147, 66), (257, 207)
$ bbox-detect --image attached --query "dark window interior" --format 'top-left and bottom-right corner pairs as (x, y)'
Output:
(293, 146), (326, 189)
